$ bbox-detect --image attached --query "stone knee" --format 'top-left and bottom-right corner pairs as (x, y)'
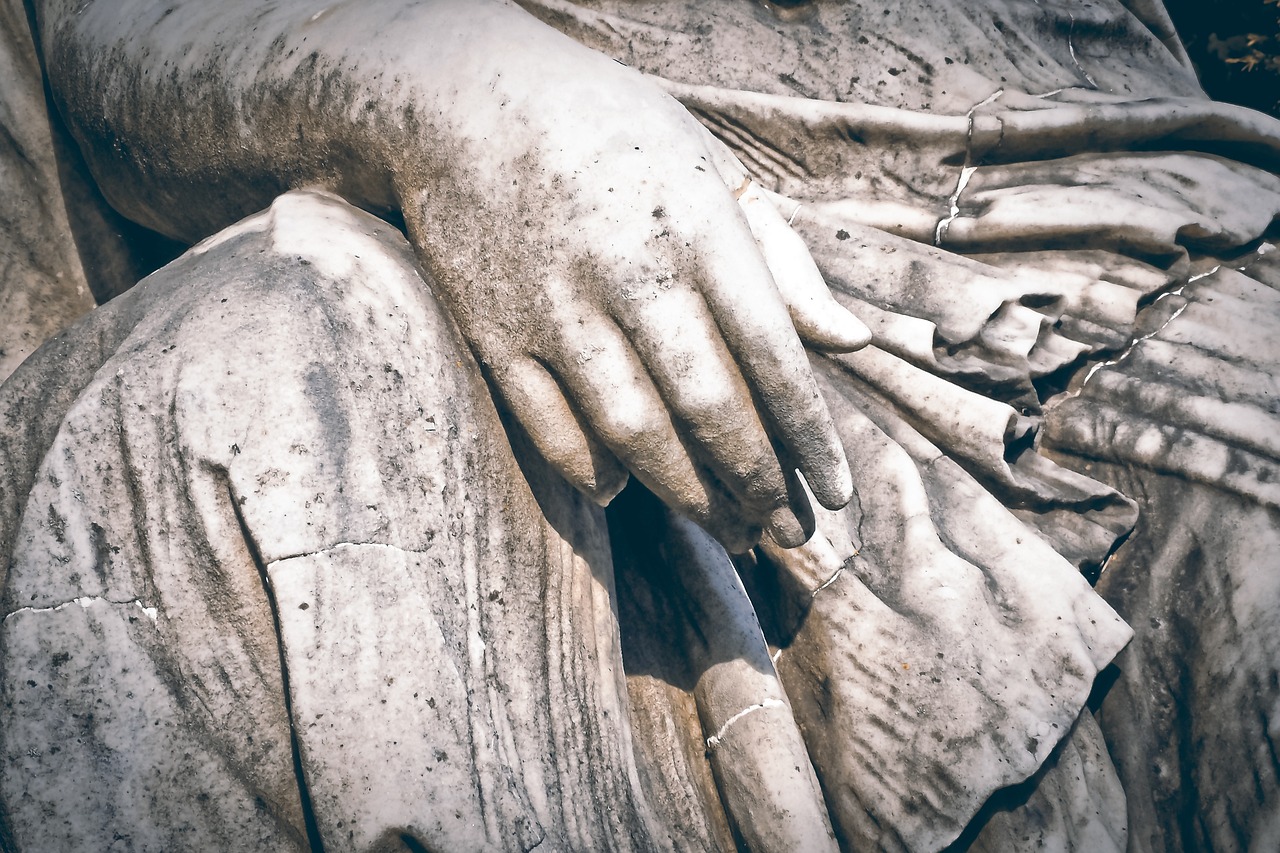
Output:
(1, 191), (653, 852)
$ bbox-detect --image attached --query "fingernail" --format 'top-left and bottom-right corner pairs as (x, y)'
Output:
(832, 309), (872, 351)
(584, 469), (630, 507)
(804, 305), (871, 353)
(807, 455), (854, 511)
(766, 505), (809, 548)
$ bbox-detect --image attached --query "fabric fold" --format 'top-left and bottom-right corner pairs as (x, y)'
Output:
(735, 360), (1131, 852)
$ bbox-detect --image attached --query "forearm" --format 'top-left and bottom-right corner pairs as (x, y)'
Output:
(32, 0), (591, 241)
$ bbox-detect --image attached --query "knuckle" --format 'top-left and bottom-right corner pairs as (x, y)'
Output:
(674, 383), (741, 425)
(602, 408), (665, 451)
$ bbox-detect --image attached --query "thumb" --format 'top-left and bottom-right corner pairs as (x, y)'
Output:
(738, 181), (872, 353)
(697, 125), (870, 352)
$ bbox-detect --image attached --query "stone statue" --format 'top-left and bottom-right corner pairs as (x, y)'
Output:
(1, 0), (1277, 850)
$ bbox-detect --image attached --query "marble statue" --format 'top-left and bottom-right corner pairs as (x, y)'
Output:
(1, 0), (1277, 850)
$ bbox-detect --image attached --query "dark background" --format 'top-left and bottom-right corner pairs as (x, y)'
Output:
(1166, 0), (1280, 117)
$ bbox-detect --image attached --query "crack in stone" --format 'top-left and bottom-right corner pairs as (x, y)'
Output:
(814, 563), (844, 596)
(1067, 14), (1100, 89)
(3, 596), (158, 623)
(227, 482), (327, 853)
(1236, 242), (1274, 274)
(935, 89), (1004, 246)
(265, 540), (434, 567)
(705, 699), (786, 751)
(812, 556), (856, 598)
(1075, 281), (1198, 391)
(1052, 263), (1221, 408)
(934, 166), (977, 247)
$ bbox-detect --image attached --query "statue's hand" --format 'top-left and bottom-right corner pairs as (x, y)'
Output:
(36, 0), (862, 549)
(394, 29), (867, 550)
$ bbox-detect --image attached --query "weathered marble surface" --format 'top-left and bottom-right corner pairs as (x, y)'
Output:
(0, 0), (93, 379)
(2, 0), (1279, 851)
(0, 186), (1134, 852)
(1044, 247), (1280, 852)
(2, 193), (662, 850)
(0, 0), (184, 386)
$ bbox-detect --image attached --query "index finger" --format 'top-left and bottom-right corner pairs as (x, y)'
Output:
(692, 208), (854, 510)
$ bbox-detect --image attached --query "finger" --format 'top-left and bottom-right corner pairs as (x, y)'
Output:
(686, 208), (854, 512)
(688, 127), (854, 509)
(599, 265), (794, 519)
(488, 357), (629, 505)
(766, 461), (818, 548)
(546, 309), (762, 550)
(738, 183), (872, 353)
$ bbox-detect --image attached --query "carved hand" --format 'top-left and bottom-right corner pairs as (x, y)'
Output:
(36, 0), (867, 548)
(388, 5), (869, 548)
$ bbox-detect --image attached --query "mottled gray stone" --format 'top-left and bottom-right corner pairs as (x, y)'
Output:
(2, 1), (1279, 851)
(1044, 247), (1280, 852)
(959, 713), (1129, 853)
(0, 0), (93, 380)
(2, 193), (664, 851)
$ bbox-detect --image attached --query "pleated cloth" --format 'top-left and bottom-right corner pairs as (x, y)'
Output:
(523, 1), (1280, 849)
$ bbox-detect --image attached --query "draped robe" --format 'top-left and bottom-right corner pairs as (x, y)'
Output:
(2, 1), (1278, 850)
